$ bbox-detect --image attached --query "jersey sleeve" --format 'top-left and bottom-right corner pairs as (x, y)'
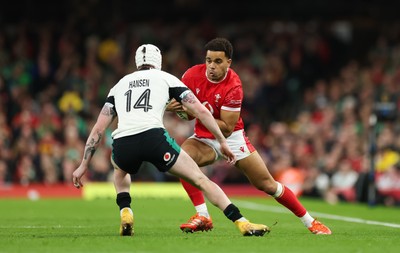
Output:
(169, 87), (190, 103)
(164, 71), (191, 103)
(221, 84), (243, 112)
(105, 87), (117, 115)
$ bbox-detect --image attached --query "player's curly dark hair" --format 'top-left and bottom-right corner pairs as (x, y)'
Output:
(204, 38), (233, 59)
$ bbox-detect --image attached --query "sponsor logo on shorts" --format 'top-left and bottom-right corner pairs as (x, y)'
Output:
(166, 154), (176, 166)
(164, 152), (171, 161)
(240, 146), (245, 153)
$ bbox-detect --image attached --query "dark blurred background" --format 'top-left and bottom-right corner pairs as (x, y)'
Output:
(0, 0), (399, 206)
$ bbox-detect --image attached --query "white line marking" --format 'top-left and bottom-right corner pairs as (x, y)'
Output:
(234, 200), (400, 228)
(0, 225), (87, 229)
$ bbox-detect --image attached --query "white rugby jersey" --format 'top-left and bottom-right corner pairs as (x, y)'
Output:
(106, 69), (189, 139)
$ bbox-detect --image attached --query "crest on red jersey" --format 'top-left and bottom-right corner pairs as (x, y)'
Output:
(215, 94), (221, 103)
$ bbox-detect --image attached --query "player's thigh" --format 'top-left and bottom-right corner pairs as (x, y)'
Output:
(181, 138), (216, 166)
(236, 151), (276, 191)
(169, 149), (206, 184)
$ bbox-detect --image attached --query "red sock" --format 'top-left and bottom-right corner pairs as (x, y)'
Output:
(180, 178), (205, 206)
(275, 185), (307, 217)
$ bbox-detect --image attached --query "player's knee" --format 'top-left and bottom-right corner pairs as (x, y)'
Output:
(182, 147), (200, 161)
(251, 178), (276, 195)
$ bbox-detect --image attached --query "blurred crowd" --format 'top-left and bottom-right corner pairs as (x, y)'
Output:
(0, 8), (400, 206)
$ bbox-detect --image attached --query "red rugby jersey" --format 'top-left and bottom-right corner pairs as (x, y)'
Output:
(181, 64), (244, 139)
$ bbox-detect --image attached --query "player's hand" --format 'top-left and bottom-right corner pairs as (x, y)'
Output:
(220, 142), (236, 165)
(72, 164), (87, 189)
(166, 99), (183, 112)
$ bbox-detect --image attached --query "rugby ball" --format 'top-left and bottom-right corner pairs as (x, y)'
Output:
(176, 111), (195, 121)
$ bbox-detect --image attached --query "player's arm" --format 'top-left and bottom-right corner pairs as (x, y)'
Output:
(181, 92), (224, 141)
(216, 84), (242, 137)
(167, 97), (240, 137)
(72, 102), (117, 188)
(216, 110), (240, 138)
(81, 103), (116, 163)
(165, 98), (184, 111)
(179, 91), (236, 164)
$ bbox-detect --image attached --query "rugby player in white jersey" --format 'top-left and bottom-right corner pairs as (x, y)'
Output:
(72, 44), (269, 236)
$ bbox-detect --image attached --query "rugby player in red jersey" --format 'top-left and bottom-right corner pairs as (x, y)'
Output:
(168, 38), (331, 235)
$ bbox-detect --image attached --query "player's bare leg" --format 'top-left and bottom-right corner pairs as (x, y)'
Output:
(179, 139), (217, 232)
(113, 163), (134, 236)
(171, 150), (269, 236)
(237, 152), (331, 235)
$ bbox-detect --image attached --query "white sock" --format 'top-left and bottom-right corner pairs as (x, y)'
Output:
(237, 217), (248, 222)
(195, 203), (210, 218)
(272, 182), (283, 198)
(300, 212), (314, 228)
(120, 207), (133, 216)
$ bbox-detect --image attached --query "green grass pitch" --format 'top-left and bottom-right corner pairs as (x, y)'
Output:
(0, 196), (399, 253)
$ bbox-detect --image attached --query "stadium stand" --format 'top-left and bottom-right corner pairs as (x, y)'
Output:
(0, 0), (399, 206)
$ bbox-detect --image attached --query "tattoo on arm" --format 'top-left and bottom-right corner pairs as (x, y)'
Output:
(181, 92), (196, 104)
(101, 105), (117, 119)
(83, 131), (102, 160)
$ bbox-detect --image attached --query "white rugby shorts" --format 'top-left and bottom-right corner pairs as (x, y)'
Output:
(189, 129), (256, 161)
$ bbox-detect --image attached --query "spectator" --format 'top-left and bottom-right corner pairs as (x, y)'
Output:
(324, 159), (359, 204)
